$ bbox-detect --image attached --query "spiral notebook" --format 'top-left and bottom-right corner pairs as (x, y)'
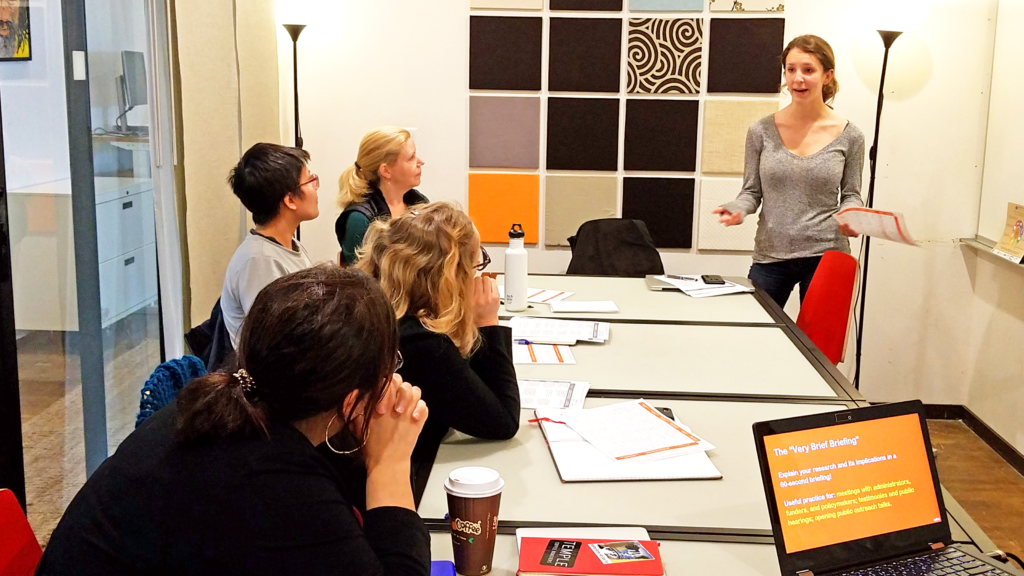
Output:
(535, 410), (722, 482)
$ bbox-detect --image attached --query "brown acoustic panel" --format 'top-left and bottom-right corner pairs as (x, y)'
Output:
(470, 96), (541, 169)
(470, 16), (543, 91)
(545, 176), (619, 246)
(551, 0), (623, 10)
(622, 177), (694, 248)
(624, 99), (698, 172)
(546, 98), (620, 171)
(707, 18), (785, 94)
(549, 18), (622, 93)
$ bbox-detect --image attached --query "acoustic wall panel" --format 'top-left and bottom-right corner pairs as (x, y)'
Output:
(624, 99), (699, 172)
(545, 176), (619, 247)
(622, 177), (694, 248)
(707, 18), (786, 93)
(470, 96), (541, 169)
(698, 177), (758, 251)
(470, 0), (543, 8)
(549, 18), (622, 93)
(470, 16), (543, 90)
(629, 0), (703, 11)
(551, 0), (623, 10)
(701, 98), (780, 174)
(547, 98), (620, 171)
(709, 0), (784, 11)
(627, 18), (703, 94)
(469, 173), (540, 243)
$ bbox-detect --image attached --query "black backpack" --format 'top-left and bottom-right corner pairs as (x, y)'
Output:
(566, 219), (665, 278)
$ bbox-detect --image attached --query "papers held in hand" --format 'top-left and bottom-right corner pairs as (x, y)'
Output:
(834, 207), (916, 245)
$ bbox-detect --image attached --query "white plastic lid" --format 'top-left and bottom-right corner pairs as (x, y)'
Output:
(443, 466), (504, 498)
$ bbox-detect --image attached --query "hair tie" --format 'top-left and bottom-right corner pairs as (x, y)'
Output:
(354, 161), (361, 171)
(233, 369), (257, 395)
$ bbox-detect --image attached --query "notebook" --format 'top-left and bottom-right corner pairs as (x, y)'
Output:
(753, 400), (1023, 576)
(518, 537), (664, 576)
(536, 409), (722, 482)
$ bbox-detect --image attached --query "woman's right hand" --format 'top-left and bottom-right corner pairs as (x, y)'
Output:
(712, 206), (743, 227)
(472, 275), (500, 327)
(363, 375), (428, 475)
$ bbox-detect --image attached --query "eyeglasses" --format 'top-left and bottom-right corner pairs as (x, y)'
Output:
(394, 350), (404, 373)
(298, 174), (320, 191)
(376, 350), (404, 404)
(475, 246), (491, 272)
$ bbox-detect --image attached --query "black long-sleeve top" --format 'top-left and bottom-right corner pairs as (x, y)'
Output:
(35, 405), (430, 576)
(397, 316), (521, 469)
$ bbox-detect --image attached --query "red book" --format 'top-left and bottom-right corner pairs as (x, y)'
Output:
(518, 537), (664, 576)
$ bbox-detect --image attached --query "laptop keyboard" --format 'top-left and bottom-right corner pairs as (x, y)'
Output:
(839, 548), (1012, 576)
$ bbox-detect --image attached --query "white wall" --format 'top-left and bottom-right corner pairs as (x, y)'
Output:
(0, 0), (71, 190)
(277, 0), (1024, 451)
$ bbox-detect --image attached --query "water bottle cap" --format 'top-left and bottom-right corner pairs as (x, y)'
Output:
(509, 223), (525, 239)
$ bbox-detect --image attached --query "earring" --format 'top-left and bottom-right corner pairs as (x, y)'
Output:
(324, 413), (367, 455)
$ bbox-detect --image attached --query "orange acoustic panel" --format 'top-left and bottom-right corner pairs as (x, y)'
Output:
(468, 173), (539, 244)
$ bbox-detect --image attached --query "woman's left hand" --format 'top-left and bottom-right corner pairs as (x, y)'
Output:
(472, 275), (500, 327)
(838, 222), (859, 237)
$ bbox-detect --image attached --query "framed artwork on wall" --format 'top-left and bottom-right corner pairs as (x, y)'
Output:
(0, 0), (30, 61)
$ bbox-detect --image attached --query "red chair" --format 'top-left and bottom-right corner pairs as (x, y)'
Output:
(796, 251), (859, 365)
(0, 489), (42, 576)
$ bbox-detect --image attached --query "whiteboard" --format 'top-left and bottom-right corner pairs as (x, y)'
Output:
(979, 0), (1024, 242)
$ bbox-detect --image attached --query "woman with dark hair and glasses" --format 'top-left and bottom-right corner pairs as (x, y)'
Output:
(37, 265), (431, 576)
(356, 202), (520, 476)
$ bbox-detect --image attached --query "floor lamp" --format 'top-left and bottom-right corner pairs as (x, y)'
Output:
(853, 30), (903, 390)
(283, 23), (306, 240)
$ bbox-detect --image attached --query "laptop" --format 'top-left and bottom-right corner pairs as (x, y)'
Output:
(644, 275), (681, 291)
(752, 400), (1022, 576)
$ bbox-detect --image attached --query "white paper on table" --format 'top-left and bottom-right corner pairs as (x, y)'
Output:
(498, 286), (575, 304)
(555, 399), (715, 463)
(518, 379), (590, 409)
(835, 207), (916, 245)
(509, 317), (610, 344)
(534, 408), (723, 482)
(512, 343), (577, 365)
(654, 275), (752, 297)
(548, 300), (619, 313)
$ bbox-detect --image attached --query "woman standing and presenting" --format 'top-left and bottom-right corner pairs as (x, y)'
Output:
(38, 266), (431, 576)
(336, 126), (428, 265)
(714, 35), (863, 309)
(357, 202), (520, 473)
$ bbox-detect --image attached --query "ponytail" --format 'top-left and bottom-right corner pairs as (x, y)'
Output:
(174, 371), (268, 444)
(337, 164), (371, 209)
(337, 126), (411, 209)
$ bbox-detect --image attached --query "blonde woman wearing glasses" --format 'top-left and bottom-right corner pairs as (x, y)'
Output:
(336, 126), (429, 266)
(357, 202), (520, 472)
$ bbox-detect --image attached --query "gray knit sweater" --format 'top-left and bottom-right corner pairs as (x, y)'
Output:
(721, 114), (865, 263)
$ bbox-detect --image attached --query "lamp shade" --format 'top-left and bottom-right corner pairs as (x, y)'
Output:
(864, 0), (930, 32)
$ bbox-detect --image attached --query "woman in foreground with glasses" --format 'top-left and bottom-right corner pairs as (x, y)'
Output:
(357, 202), (520, 476)
(37, 265), (431, 576)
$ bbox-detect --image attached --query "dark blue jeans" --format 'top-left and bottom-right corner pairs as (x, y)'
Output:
(748, 256), (822, 309)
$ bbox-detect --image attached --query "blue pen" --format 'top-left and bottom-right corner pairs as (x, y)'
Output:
(665, 274), (696, 281)
(514, 339), (534, 345)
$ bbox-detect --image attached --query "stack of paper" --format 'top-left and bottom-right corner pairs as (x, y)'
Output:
(652, 275), (752, 298)
(835, 207), (916, 245)
(509, 317), (610, 345)
(518, 379), (590, 409)
(534, 399), (721, 482)
(513, 343), (576, 365)
(548, 300), (619, 313)
(499, 286), (575, 304)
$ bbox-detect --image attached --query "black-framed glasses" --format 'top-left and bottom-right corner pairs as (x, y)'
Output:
(475, 246), (491, 272)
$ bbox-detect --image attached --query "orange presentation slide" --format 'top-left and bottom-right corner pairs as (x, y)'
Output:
(764, 414), (942, 553)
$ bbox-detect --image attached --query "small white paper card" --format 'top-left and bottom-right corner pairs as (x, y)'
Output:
(548, 301), (619, 313)
(518, 379), (590, 409)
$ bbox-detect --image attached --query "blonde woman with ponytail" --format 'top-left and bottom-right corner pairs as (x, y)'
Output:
(356, 202), (520, 470)
(713, 34), (866, 309)
(336, 126), (428, 265)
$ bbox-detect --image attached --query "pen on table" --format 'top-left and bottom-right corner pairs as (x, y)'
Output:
(514, 339), (534, 345)
(665, 274), (697, 281)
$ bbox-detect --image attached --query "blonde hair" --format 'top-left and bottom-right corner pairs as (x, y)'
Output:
(355, 202), (480, 356)
(337, 126), (411, 208)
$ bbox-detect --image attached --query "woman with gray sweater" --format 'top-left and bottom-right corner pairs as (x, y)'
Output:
(714, 35), (864, 308)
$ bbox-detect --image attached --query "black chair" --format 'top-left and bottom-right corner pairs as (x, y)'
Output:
(566, 219), (665, 278)
(183, 298), (235, 372)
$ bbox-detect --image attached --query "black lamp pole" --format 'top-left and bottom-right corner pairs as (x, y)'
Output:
(283, 24), (306, 240)
(854, 29), (902, 390)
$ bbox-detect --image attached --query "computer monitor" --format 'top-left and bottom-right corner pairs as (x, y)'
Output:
(114, 50), (147, 134)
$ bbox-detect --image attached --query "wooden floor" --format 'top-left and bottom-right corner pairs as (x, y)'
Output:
(928, 420), (1024, 553)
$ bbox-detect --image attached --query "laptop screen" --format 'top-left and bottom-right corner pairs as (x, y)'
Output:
(762, 412), (943, 554)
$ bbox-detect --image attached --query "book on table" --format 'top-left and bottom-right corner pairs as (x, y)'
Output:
(518, 536), (664, 576)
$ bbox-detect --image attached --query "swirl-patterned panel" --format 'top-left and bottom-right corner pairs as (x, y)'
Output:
(627, 18), (703, 94)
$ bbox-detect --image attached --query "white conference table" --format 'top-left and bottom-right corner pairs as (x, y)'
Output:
(430, 533), (782, 576)
(508, 321), (841, 399)
(496, 274), (776, 325)
(418, 398), (845, 532)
